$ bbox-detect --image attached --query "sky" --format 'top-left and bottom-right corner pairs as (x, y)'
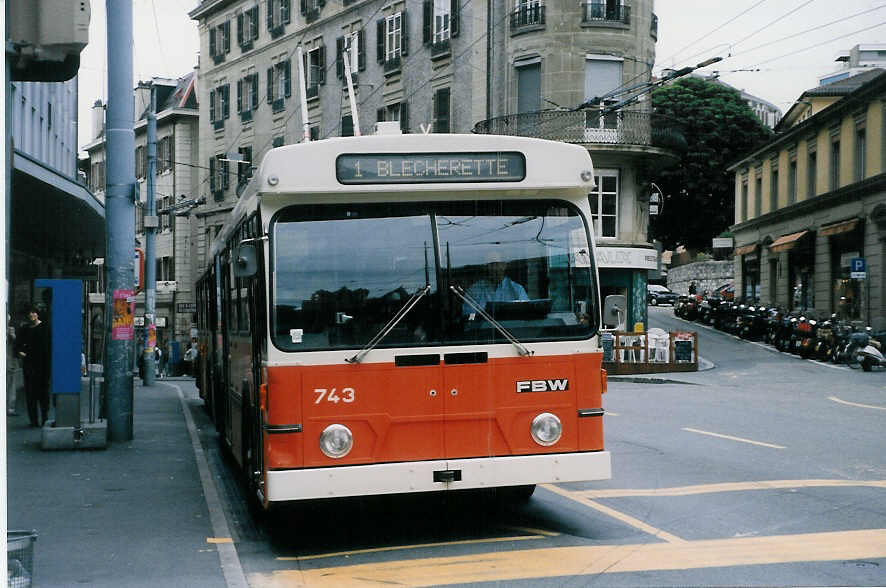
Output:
(75, 0), (886, 151)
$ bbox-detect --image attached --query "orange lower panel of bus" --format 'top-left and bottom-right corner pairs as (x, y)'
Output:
(263, 353), (605, 471)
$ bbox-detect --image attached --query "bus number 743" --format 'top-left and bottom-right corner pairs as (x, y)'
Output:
(314, 387), (356, 404)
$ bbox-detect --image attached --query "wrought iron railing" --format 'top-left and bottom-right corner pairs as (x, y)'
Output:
(581, 1), (630, 24)
(510, 4), (546, 30)
(472, 110), (686, 152)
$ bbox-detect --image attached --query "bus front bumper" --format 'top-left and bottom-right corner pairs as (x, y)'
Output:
(265, 451), (611, 502)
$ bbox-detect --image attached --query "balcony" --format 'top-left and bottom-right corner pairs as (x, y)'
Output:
(510, 4), (545, 32)
(581, 1), (630, 25)
(383, 56), (402, 75)
(472, 110), (686, 153)
(431, 39), (451, 60)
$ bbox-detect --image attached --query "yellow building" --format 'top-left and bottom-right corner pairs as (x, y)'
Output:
(729, 69), (886, 326)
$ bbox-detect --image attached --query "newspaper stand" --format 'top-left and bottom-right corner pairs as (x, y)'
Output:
(7, 530), (37, 587)
(602, 330), (698, 375)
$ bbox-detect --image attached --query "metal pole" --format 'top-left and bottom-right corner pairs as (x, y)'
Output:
(143, 89), (157, 386)
(296, 46), (310, 142)
(104, 0), (135, 441)
(342, 50), (360, 136)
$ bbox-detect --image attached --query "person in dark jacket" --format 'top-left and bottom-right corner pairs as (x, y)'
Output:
(17, 306), (51, 427)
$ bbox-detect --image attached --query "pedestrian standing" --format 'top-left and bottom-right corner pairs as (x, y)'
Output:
(689, 281), (697, 296)
(7, 315), (19, 416)
(17, 306), (51, 427)
(154, 345), (163, 378)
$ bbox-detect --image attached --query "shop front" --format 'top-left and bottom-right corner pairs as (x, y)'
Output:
(823, 218), (864, 320)
(596, 245), (659, 331)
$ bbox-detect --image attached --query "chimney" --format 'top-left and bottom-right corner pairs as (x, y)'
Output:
(92, 99), (104, 139)
(134, 81), (152, 119)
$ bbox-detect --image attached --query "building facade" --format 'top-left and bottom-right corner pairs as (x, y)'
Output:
(188, 0), (679, 331)
(730, 69), (886, 328)
(82, 74), (200, 366)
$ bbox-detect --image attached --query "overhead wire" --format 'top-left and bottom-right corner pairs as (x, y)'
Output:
(660, 0), (770, 65)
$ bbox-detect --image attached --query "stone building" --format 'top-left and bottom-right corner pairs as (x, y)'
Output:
(729, 69), (886, 327)
(188, 0), (681, 330)
(81, 73), (200, 364)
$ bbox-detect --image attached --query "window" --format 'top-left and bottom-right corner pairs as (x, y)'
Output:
(807, 149), (816, 198)
(209, 84), (230, 129)
(267, 0), (291, 37)
(830, 138), (840, 191)
(91, 161), (105, 191)
(788, 158), (797, 205)
(272, 135), (285, 147)
(271, 200), (596, 351)
(422, 0), (458, 46)
(377, 11), (408, 70)
(583, 0), (629, 23)
(740, 181), (748, 222)
(770, 168), (778, 211)
(511, 0), (544, 29)
(377, 102), (409, 133)
(589, 170), (618, 238)
(516, 60), (541, 114)
(237, 6), (259, 50)
(135, 145), (146, 180)
(433, 88), (450, 133)
(304, 45), (326, 98)
(855, 127), (866, 181)
(342, 115), (354, 137)
(157, 136), (173, 173)
(209, 20), (231, 63)
(337, 31), (365, 79)
(209, 154), (230, 200)
(237, 146), (253, 187)
(754, 175), (762, 217)
(237, 73), (260, 121)
(300, 0), (325, 22)
(266, 60), (291, 112)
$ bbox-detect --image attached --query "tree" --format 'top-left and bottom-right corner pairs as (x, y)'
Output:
(650, 77), (772, 252)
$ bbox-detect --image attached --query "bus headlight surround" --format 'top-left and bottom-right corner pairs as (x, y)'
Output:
(319, 424), (353, 458)
(531, 412), (562, 446)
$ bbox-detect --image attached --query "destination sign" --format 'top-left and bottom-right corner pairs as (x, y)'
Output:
(336, 152), (526, 184)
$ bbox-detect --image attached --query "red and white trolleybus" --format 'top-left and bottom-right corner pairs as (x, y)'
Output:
(195, 125), (610, 508)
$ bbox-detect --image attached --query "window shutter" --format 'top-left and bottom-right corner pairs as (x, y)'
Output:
(377, 19), (385, 63)
(284, 60), (292, 97)
(377, 107), (385, 122)
(222, 159), (230, 189)
(237, 79), (243, 112)
(223, 84), (230, 119)
(299, 0), (307, 15)
(318, 46), (326, 85)
(209, 27), (216, 57)
(209, 157), (216, 192)
(251, 75), (259, 110)
(267, 1), (274, 30)
(336, 36), (344, 79)
(342, 115), (354, 137)
(438, 87), (450, 132)
(357, 30), (366, 70)
(282, 0), (291, 23)
(224, 21), (231, 53)
(423, 0), (432, 45)
(451, 0), (460, 37)
(237, 13), (244, 45)
(267, 68), (273, 102)
(251, 6), (259, 39)
(400, 102), (409, 133)
(209, 89), (216, 121)
(401, 11), (409, 56)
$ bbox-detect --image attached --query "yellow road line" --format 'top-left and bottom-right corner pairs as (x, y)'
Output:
(277, 533), (547, 562)
(252, 528), (886, 587)
(682, 427), (786, 449)
(580, 478), (886, 498)
(829, 395), (886, 411)
(206, 537), (233, 544)
(500, 525), (561, 537)
(541, 484), (687, 544)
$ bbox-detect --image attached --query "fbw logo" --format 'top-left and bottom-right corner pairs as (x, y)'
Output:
(516, 379), (569, 393)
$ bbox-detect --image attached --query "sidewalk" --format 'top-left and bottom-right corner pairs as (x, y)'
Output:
(6, 378), (229, 587)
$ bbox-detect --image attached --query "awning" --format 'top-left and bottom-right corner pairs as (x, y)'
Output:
(769, 230), (809, 253)
(734, 243), (757, 256)
(820, 218), (859, 237)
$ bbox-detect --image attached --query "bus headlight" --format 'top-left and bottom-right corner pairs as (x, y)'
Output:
(530, 413), (562, 446)
(319, 424), (353, 458)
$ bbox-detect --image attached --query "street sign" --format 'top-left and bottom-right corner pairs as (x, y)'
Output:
(850, 257), (866, 279)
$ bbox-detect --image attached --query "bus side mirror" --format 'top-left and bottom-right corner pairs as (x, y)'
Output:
(233, 244), (258, 277)
(603, 295), (626, 330)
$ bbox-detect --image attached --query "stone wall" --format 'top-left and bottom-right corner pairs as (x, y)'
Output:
(667, 260), (733, 296)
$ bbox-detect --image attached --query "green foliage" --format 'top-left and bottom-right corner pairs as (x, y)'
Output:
(650, 77), (772, 251)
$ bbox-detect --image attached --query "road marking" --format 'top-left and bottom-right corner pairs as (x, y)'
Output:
(541, 484), (687, 544)
(809, 359), (848, 370)
(830, 395), (886, 411)
(682, 427), (786, 449)
(253, 528), (886, 587)
(579, 479), (886, 498)
(207, 537), (234, 544)
(276, 533), (549, 561)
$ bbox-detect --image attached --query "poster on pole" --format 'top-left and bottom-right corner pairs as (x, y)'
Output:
(112, 289), (135, 341)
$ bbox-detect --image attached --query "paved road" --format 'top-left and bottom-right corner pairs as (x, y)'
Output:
(191, 307), (886, 586)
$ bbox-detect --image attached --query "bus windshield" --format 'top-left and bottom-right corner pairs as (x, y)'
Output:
(271, 199), (597, 351)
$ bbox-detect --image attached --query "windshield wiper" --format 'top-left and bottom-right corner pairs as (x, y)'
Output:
(450, 285), (534, 357)
(345, 285), (431, 364)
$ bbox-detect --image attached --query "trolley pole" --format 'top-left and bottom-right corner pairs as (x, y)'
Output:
(143, 89), (157, 387)
(104, 0), (135, 441)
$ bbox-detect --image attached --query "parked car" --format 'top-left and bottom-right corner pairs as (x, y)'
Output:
(647, 284), (679, 306)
